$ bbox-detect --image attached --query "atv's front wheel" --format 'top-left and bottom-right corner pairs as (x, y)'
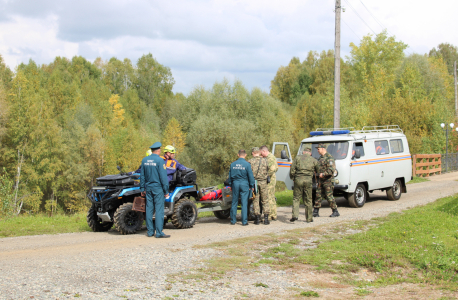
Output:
(87, 205), (114, 232)
(114, 202), (144, 235)
(171, 198), (197, 229)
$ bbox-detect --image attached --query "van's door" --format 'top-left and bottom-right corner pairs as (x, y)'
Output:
(272, 142), (293, 190)
(349, 141), (369, 193)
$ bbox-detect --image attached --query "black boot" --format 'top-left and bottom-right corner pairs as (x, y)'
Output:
(290, 217), (298, 222)
(254, 215), (261, 225)
(313, 208), (320, 217)
(330, 208), (340, 217)
(264, 214), (270, 225)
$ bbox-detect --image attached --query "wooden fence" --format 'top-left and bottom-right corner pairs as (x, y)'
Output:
(412, 154), (441, 177)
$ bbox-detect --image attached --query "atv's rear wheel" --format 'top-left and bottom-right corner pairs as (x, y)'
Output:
(87, 205), (113, 232)
(213, 209), (231, 219)
(114, 202), (144, 235)
(171, 197), (197, 229)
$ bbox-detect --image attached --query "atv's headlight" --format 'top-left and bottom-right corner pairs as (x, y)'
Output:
(333, 169), (338, 177)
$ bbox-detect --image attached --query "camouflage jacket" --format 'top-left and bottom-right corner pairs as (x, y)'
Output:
(318, 152), (335, 180)
(289, 154), (319, 180)
(266, 153), (278, 177)
(248, 156), (268, 181)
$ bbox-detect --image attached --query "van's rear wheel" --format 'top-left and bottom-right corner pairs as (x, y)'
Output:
(386, 179), (402, 200)
(348, 184), (367, 208)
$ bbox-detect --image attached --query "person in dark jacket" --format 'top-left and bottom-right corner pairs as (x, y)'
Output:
(228, 149), (255, 226)
(140, 142), (170, 238)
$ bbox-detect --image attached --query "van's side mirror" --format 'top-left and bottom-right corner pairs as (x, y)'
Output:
(354, 149), (361, 159)
(117, 166), (122, 171)
(280, 150), (290, 161)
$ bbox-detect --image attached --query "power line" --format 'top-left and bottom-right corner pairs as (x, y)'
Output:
(359, 0), (386, 30)
(357, 0), (412, 55)
(343, 0), (377, 35)
(342, 18), (360, 40)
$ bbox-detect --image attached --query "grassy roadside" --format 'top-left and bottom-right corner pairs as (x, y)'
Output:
(0, 212), (91, 238)
(185, 194), (458, 293)
(407, 176), (430, 184)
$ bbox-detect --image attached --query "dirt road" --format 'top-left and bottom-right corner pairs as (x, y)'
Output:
(1, 172), (458, 299)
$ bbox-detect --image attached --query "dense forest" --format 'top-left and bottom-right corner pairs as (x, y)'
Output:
(0, 31), (457, 216)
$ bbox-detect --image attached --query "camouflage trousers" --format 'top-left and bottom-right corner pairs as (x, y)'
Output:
(267, 175), (277, 219)
(292, 177), (313, 221)
(314, 180), (337, 209)
(253, 180), (270, 215)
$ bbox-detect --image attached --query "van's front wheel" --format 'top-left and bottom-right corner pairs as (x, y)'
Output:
(386, 179), (402, 200)
(347, 184), (367, 208)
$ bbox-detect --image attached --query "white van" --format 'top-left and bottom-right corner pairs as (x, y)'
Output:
(273, 125), (412, 208)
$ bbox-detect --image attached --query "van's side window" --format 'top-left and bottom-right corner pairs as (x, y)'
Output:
(390, 139), (404, 153)
(352, 142), (365, 157)
(375, 140), (389, 155)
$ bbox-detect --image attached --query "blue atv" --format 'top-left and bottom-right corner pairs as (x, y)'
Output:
(86, 167), (199, 234)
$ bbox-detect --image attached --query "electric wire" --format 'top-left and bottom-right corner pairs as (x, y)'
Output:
(357, 0), (412, 55)
(359, 0), (385, 30)
(342, 0), (377, 35)
(342, 18), (360, 41)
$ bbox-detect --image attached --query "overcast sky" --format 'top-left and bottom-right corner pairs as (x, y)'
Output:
(0, 0), (456, 94)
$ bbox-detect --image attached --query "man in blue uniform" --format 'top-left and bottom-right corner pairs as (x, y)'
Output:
(140, 142), (170, 238)
(228, 149), (255, 226)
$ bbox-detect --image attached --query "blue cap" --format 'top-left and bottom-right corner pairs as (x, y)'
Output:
(150, 142), (162, 150)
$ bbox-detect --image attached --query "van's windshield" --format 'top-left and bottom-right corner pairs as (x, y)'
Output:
(300, 142), (349, 160)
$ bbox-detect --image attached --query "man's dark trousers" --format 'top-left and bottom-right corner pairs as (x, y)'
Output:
(230, 180), (250, 225)
(145, 189), (165, 237)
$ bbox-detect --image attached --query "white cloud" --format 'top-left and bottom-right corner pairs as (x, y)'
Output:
(0, 14), (78, 68)
(0, 0), (457, 94)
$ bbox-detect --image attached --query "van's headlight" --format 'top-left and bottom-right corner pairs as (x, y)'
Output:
(333, 169), (338, 177)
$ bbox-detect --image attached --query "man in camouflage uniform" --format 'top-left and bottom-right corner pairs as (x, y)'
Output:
(289, 147), (319, 223)
(260, 145), (278, 221)
(248, 147), (270, 225)
(314, 143), (340, 218)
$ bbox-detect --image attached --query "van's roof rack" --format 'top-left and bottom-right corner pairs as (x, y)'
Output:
(315, 127), (355, 132)
(351, 125), (403, 134)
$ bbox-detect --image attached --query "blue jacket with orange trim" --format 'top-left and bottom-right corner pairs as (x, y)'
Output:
(160, 156), (187, 182)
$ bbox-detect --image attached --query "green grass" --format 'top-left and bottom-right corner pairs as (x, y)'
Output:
(263, 194), (458, 289)
(300, 291), (319, 297)
(407, 176), (430, 184)
(0, 212), (91, 238)
(275, 190), (293, 206)
(254, 282), (269, 288)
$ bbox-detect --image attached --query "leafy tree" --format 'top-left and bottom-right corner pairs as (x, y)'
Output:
(270, 57), (302, 105)
(0, 83), (7, 147)
(349, 30), (407, 87)
(429, 43), (458, 75)
(162, 117), (186, 158)
(0, 54), (13, 89)
(135, 53), (175, 113)
(185, 80), (294, 178)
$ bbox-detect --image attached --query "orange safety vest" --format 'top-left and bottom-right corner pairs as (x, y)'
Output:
(160, 156), (177, 170)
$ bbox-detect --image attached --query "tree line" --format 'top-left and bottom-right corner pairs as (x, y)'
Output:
(0, 31), (456, 216)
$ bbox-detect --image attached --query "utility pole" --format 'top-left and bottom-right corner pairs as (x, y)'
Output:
(334, 0), (341, 129)
(455, 61), (457, 119)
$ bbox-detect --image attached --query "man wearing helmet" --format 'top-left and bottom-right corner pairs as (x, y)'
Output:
(160, 145), (187, 182)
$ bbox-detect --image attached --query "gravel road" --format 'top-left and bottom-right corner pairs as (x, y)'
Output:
(1, 172), (458, 299)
